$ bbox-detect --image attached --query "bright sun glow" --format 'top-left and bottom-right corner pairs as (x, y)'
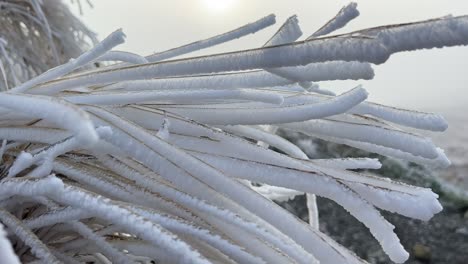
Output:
(202, 0), (236, 12)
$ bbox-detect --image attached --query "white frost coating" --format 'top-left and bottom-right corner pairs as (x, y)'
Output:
(166, 127), (442, 221)
(88, 102), (438, 264)
(278, 91), (448, 131)
(218, 123), (332, 229)
(281, 118), (440, 159)
(64, 89), (284, 105)
(307, 83), (337, 96)
(311, 133), (451, 168)
(0, 223), (20, 264)
(219, 125), (307, 159)
(44, 163), (308, 263)
(0, 93), (98, 146)
(0, 175), (63, 199)
(98, 155), (317, 264)
(11, 29), (126, 93)
(96, 126), (114, 138)
(309, 2), (359, 38)
(17, 16), (468, 95)
(146, 14), (276, 62)
(49, 185), (210, 264)
(306, 193), (319, 229)
(313, 158), (382, 170)
(98, 50), (149, 64)
(24, 207), (90, 229)
(304, 166), (443, 221)
(368, 15), (468, 53)
(112, 105), (442, 202)
(110, 106), (359, 172)
(52, 159), (195, 221)
(267, 60), (374, 83)
(100, 70), (290, 91)
(352, 102), (448, 131)
(157, 118), (171, 140)
(15, 137), (78, 178)
(190, 152), (410, 263)
(159, 87), (367, 125)
(34, 39), (386, 94)
(0, 208), (61, 263)
(6, 128), (111, 178)
(89, 107), (361, 264)
(261, 14), (306, 98)
(346, 180), (442, 221)
(132, 207), (266, 264)
(0, 10), (462, 264)
(252, 185), (303, 202)
(101, 61), (373, 93)
(68, 221), (132, 264)
(8, 151), (33, 177)
(264, 15), (302, 47)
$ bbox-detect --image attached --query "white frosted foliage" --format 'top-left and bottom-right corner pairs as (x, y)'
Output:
(264, 15), (302, 47)
(0, 223), (20, 264)
(0, 5), (465, 264)
(146, 14), (276, 62)
(98, 50), (149, 64)
(309, 2), (359, 38)
(11, 29), (126, 93)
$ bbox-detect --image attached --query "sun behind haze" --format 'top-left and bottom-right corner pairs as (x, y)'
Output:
(202, 0), (237, 12)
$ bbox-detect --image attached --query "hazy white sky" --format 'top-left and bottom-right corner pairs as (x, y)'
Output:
(71, 0), (468, 111)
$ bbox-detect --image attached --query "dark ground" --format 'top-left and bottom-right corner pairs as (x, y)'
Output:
(280, 195), (468, 264)
(278, 131), (468, 264)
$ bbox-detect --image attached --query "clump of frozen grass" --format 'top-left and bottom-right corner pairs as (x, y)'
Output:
(0, 2), (467, 263)
(0, 0), (97, 91)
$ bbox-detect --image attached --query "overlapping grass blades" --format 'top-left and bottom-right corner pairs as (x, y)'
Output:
(0, 2), (466, 263)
